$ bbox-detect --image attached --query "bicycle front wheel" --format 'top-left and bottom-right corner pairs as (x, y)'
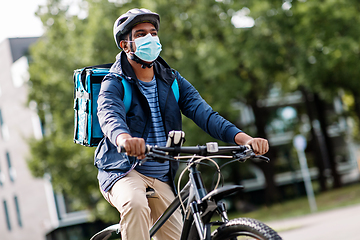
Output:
(211, 218), (282, 240)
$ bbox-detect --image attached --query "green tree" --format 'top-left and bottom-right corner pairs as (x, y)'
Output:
(291, 1), (360, 188)
(240, 0), (360, 190)
(27, 0), (360, 222)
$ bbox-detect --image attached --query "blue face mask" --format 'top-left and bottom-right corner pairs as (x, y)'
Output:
(130, 33), (162, 62)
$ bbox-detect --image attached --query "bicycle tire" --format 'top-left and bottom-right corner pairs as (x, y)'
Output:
(211, 218), (282, 240)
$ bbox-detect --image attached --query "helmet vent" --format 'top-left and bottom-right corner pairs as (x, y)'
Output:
(118, 17), (128, 26)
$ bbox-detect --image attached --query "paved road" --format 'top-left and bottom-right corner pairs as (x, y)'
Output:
(265, 203), (360, 240)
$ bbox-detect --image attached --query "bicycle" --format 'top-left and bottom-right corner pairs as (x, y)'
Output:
(91, 131), (282, 240)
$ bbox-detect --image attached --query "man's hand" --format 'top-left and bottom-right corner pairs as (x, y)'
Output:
(116, 133), (146, 159)
(245, 138), (269, 155)
(235, 132), (269, 155)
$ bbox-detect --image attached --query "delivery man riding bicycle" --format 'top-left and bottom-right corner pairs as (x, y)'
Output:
(94, 8), (269, 240)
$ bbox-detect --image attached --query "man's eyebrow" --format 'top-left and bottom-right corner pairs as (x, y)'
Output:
(134, 28), (157, 33)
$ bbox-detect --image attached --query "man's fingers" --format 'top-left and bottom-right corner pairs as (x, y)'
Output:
(123, 137), (145, 157)
(249, 138), (269, 155)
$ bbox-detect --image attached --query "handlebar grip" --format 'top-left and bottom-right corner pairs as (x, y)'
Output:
(117, 145), (126, 153)
(117, 145), (151, 154)
(244, 144), (252, 150)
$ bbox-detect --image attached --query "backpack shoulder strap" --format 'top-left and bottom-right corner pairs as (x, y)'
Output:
(171, 78), (179, 102)
(121, 78), (132, 113)
(171, 70), (180, 102)
(112, 73), (132, 113)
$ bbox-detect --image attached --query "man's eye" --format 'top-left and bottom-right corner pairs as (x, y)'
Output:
(151, 32), (157, 36)
(136, 33), (145, 38)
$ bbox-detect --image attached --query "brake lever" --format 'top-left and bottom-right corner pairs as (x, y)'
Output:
(233, 149), (255, 162)
(233, 147), (270, 163)
(252, 155), (270, 163)
(139, 157), (149, 165)
(245, 144), (270, 162)
(140, 151), (175, 165)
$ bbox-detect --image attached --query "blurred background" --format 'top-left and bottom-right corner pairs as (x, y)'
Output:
(1, 0), (360, 239)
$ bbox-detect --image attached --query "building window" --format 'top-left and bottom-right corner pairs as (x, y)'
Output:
(14, 196), (22, 227)
(0, 108), (10, 141)
(11, 56), (30, 88)
(0, 108), (3, 138)
(0, 161), (3, 186)
(0, 108), (3, 126)
(6, 152), (16, 182)
(29, 101), (43, 140)
(3, 200), (11, 231)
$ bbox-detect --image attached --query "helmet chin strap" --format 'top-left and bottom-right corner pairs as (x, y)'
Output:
(129, 53), (154, 68)
(128, 34), (154, 69)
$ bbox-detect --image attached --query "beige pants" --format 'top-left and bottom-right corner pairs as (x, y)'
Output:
(102, 170), (183, 240)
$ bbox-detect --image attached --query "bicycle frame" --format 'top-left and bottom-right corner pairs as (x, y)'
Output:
(149, 159), (243, 240)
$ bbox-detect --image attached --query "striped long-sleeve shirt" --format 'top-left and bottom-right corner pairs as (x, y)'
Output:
(134, 76), (169, 182)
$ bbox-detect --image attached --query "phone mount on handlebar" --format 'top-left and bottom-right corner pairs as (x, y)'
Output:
(140, 131), (186, 165)
(166, 130), (186, 155)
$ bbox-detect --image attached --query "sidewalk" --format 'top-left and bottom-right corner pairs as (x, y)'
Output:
(265, 203), (360, 240)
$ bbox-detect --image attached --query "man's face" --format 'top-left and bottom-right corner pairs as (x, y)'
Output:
(121, 22), (158, 52)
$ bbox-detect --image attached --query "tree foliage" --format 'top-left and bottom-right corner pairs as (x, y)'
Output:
(27, 0), (360, 221)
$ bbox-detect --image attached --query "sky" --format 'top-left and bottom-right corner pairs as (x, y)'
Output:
(0, 0), (47, 44)
(0, 0), (259, 45)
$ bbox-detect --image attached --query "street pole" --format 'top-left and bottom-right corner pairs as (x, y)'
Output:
(293, 135), (318, 212)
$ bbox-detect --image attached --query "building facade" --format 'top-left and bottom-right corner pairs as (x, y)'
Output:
(0, 38), (93, 240)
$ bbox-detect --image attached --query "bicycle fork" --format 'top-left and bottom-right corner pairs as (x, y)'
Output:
(190, 200), (230, 240)
(188, 164), (227, 240)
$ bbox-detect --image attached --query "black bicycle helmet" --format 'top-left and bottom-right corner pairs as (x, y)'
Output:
(113, 8), (160, 49)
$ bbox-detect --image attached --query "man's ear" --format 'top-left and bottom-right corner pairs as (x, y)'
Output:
(120, 40), (127, 51)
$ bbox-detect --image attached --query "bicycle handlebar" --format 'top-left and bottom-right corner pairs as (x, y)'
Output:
(118, 143), (270, 163)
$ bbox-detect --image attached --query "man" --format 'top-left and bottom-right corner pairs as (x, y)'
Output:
(95, 8), (269, 240)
